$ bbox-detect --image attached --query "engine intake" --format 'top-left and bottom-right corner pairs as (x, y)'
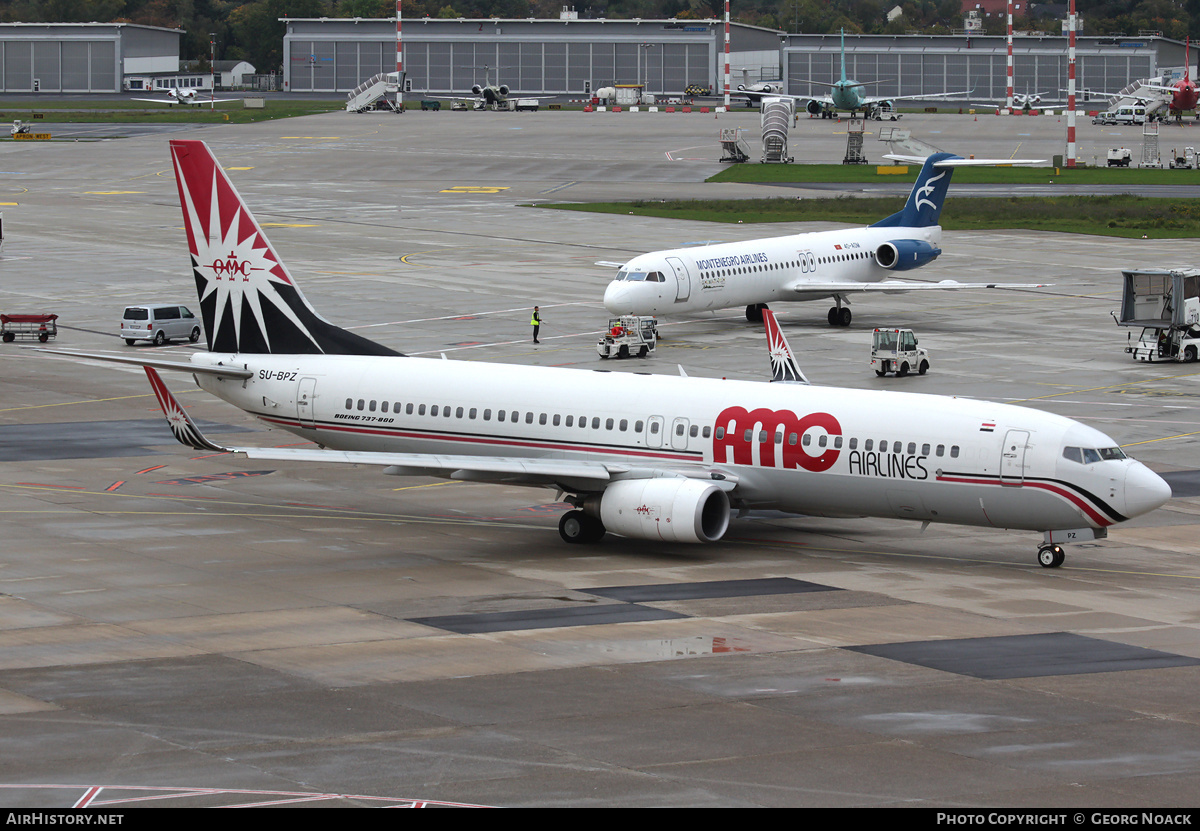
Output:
(589, 478), (730, 543)
(876, 239), (941, 271)
(806, 99), (824, 116)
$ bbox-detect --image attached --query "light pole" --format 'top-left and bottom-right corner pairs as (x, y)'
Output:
(209, 33), (217, 109)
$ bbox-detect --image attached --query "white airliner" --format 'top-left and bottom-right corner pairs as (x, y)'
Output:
(602, 152), (1048, 326)
(49, 140), (1171, 569)
(132, 88), (238, 107)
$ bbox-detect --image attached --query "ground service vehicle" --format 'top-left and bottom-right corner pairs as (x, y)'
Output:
(871, 328), (929, 376)
(597, 315), (657, 359)
(121, 304), (202, 346)
(1116, 269), (1200, 362)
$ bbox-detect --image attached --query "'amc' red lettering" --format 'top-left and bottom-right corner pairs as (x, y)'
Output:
(712, 406), (842, 472)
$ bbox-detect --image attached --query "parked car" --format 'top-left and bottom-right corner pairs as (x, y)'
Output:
(121, 304), (202, 346)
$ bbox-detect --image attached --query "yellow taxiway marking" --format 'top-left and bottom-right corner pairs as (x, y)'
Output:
(0, 393), (156, 413)
(225, 166), (254, 170)
(83, 191), (146, 195)
(0, 202), (17, 205)
(440, 186), (510, 194)
(280, 136), (341, 140)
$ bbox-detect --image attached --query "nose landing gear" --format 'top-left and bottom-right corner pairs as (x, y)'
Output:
(1037, 544), (1066, 568)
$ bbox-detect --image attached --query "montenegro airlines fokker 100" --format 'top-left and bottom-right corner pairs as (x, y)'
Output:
(603, 152), (1048, 327)
(49, 140), (1171, 569)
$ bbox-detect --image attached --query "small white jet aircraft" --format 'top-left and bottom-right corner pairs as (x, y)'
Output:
(46, 140), (1171, 568)
(603, 151), (1049, 327)
(132, 88), (238, 107)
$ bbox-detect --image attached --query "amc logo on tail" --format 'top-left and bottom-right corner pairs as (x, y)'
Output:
(713, 407), (842, 472)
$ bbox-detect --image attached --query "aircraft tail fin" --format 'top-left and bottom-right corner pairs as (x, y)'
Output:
(870, 152), (957, 229)
(169, 140), (400, 357)
(840, 28), (848, 83)
(763, 309), (810, 385)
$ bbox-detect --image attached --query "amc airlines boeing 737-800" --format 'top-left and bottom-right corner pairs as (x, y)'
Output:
(49, 140), (1170, 568)
(603, 152), (1047, 327)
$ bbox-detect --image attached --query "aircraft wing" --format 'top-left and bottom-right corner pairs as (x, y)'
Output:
(786, 279), (1050, 294)
(130, 97), (239, 105)
(862, 90), (972, 106)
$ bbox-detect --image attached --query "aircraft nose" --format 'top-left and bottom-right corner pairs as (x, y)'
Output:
(1121, 462), (1172, 518)
(604, 281), (633, 314)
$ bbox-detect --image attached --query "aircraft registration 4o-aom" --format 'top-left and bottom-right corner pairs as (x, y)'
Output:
(602, 152), (1049, 327)
(49, 140), (1171, 569)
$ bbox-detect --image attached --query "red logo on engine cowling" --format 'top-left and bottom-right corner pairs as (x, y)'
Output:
(713, 407), (842, 472)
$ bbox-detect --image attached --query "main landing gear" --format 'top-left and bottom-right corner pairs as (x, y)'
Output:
(559, 510), (606, 544)
(746, 303), (767, 323)
(1037, 544), (1066, 568)
(827, 296), (851, 327)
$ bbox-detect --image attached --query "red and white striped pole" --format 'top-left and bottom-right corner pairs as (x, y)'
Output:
(723, 0), (730, 109)
(396, 0), (403, 75)
(1066, 0), (1076, 167)
(1006, 0), (1014, 111)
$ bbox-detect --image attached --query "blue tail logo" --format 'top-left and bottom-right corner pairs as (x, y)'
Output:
(871, 152), (959, 228)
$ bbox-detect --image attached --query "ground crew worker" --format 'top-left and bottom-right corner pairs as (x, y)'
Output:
(531, 306), (542, 344)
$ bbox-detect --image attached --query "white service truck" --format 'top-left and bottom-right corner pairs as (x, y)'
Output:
(1117, 269), (1200, 362)
(871, 328), (929, 377)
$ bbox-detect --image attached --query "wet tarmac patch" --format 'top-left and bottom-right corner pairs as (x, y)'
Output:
(0, 419), (254, 461)
(409, 604), (687, 634)
(847, 632), (1200, 679)
(582, 577), (839, 602)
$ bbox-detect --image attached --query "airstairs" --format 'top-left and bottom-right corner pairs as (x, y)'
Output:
(346, 72), (404, 113)
(1110, 79), (1169, 115)
(719, 128), (752, 163)
(760, 98), (793, 163)
(843, 119), (867, 164)
(1142, 119), (1163, 168)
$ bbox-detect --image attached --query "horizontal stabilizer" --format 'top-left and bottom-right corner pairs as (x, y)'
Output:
(37, 348), (253, 379)
(883, 154), (1046, 167)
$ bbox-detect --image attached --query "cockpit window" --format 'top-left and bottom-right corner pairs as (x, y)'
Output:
(1063, 446), (1126, 464)
(647, 271), (665, 283)
(623, 271), (648, 282)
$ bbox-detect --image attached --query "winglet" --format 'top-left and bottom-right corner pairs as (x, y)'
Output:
(144, 366), (228, 453)
(763, 310), (810, 385)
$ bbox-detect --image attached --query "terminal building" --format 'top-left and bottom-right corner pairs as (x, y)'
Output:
(282, 17), (1190, 104)
(0, 22), (182, 93)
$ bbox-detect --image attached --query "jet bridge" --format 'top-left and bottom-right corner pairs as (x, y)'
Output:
(346, 72), (404, 113)
(760, 97), (793, 163)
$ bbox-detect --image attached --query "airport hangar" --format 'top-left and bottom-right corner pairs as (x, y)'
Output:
(281, 16), (1190, 102)
(0, 22), (188, 94)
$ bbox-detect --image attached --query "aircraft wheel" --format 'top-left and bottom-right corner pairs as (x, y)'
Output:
(1038, 545), (1065, 568)
(898, 362), (909, 377)
(827, 307), (838, 326)
(559, 510), (605, 544)
(838, 307), (852, 327)
(919, 360), (929, 375)
(153, 330), (166, 346)
(746, 304), (765, 323)
(190, 327), (201, 343)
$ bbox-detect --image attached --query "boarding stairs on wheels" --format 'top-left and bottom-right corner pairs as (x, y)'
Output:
(760, 99), (793, 163)
(1142, 120), (1163, 168)
(843, 119), (868, 164)
(346, 72), (403, 113)
(1110, 79), (1169, 116)
(719, 128), (752, 163)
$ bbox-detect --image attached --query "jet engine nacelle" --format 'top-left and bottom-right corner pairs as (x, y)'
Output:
(806, 99), (824, 115)
(471, 84), (483, 95)
(590, 478), (730, 543)
(498, 84), (510, 96)
(876, 239), (941, 271)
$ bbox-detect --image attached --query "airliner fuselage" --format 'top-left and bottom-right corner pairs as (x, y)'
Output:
(194, 351), (1167, 537)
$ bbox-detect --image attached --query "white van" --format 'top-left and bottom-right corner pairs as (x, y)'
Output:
(121, 304), (202, 346)
(1094, 106), (1147, 125)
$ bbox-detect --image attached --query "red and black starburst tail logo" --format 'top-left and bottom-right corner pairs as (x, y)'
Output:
(172, 140), (401, 357)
